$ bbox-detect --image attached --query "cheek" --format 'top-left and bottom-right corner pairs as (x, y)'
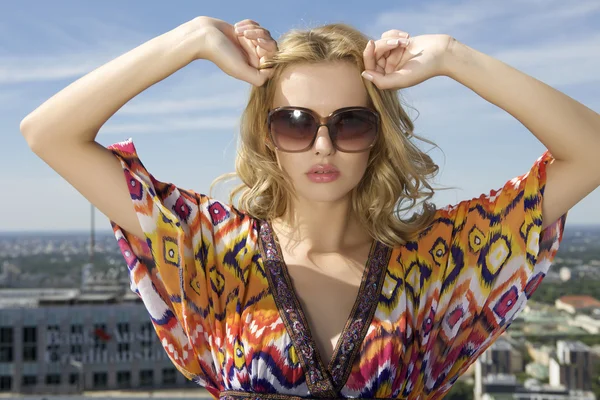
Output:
(347, 154), (371, 177)
(275, 152), (299, 176)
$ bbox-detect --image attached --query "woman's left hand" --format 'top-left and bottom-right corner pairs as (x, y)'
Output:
(361, 30), (455, 90)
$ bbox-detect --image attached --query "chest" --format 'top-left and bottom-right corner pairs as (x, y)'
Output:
(277, 246), (372, 364)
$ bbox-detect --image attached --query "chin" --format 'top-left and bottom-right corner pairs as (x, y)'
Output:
(295, 183), (356, 203)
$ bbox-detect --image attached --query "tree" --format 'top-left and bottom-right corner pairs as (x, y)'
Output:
(443, 380), (474, 400)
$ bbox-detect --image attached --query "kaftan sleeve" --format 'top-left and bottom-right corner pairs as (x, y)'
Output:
(408, 150), (568, 397)
(106, 138), (252, 397)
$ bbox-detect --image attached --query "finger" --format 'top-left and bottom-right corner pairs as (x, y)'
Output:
(362, 69), (403, 90)
(243, 30), (278, 61)
(234, 24), (257, 34)
(234, 19), (260, 27)
(256, 67), (275, 86)
(376, 57), (386, 72)
(237, 36), (260, 68)
(384, 37), (411, 74)
(254, 39), (274, 61)
(256, 37), (278, 51)
(240, 28), (272, 39)
(362, 40), (376, 72)
(380, 29), (410, 39)
(256, 41), (278, 64)
(373, 38), (408, 59)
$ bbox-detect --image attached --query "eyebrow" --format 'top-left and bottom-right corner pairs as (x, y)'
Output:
(271, 105), (371, 116)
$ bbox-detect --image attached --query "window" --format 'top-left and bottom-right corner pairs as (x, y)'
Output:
(70, 325), (83, 334)
(22, 375), (36, 386)
(0, 327), (13, 362)
(23, 326), (36, 342)
(139, 369), (153, 387)
(69, 373), (79, 385)
(47, 325), (60, 335)
(47, 344), (60, 363)
(117, 323), (129, 335)
(140, 321), (152, 337)
(71, 344), (82, 355)
(117, 342), (130, 362)
(46, 325), (61, 362)
(0, 376), (11, 391)
(162, 368), (177, 385)
(0, 328), (12, 342)
(117, 371), (131, 388)
(93, 372), (107, 388)
(93, 324), (108, 351)
(22, 346), (36, 362)
(0, 343), (12, 363)
(141, 339), (153, 355)
(45, 374), (60, 385)
(22, 327), (37, 362)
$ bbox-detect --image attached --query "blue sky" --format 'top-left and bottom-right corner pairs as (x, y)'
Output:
(2, 0), (600, 232)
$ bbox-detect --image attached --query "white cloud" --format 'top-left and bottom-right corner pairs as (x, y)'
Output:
(490, 34), (600, 87)
(118, 92), (248, 115)
(99, 115), (241, 135)
(371, 0), (600, 38)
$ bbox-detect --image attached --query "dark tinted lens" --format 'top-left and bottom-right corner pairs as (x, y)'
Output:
(270, 109), (317, 151)
(333, 109), (378, 151)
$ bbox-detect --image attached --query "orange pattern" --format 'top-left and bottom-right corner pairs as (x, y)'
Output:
(107, 138), (567, 399)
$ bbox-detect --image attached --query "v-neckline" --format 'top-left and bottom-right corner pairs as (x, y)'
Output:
(257, 218), (392, 396)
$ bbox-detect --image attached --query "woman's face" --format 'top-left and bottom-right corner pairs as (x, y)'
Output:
(270, 61), (373, 204)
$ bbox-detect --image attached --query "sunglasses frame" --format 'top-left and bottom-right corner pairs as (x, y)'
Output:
(266, 106), (381, 153)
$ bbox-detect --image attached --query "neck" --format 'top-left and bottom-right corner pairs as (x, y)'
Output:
(270, 196), (371, 254)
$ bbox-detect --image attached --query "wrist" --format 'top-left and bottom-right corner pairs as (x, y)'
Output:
(167, 18), (212, 62)
(440, 38), (471, 79)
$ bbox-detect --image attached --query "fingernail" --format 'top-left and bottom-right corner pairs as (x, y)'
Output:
(258, 38), (266, 43)
(361, 71), (373, 81)
(387, 39), (399, 45)
(399, 38), (409, 45)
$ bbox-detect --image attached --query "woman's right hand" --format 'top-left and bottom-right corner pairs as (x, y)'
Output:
(193, 16), (278, 87)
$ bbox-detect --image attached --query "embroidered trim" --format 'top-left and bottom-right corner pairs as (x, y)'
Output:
(220, 390), (382, 400)
(258, 219), (392, 396)
(258, 220), (336, 397)
(329, 241), (392, 390)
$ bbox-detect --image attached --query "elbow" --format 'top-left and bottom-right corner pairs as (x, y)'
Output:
(20, 114), (36, 140)
(20, 122), (44, 154)
(20, 114), (43, 150)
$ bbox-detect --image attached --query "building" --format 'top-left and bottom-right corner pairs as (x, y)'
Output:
(476, 337), (524, 375)
(555, 295), (600, 315)
(0, 287), (205, 395)
(474, 338), (597, 400)
(549, 341), (597, 392)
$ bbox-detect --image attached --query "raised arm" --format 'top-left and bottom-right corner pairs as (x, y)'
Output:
(19, 18), (208, 240)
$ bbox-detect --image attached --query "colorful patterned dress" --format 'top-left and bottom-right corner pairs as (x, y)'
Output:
(107, 138), (567, 400)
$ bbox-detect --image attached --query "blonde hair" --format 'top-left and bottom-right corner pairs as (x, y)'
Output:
(209, 22), (456, 248)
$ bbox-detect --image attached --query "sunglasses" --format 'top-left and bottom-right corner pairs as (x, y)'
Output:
(267, 106), (380, 153)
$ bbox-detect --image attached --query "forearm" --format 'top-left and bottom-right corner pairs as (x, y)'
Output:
(20, 18), (205, 147)
(443, 39), (600, 164)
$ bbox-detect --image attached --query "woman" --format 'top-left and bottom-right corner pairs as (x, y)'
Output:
(20, 15), (597, 400)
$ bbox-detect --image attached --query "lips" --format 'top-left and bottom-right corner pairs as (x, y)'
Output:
(307, 164), (339, 174)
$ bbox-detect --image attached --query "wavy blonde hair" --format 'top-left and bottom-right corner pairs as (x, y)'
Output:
(209, 22), (457, 248)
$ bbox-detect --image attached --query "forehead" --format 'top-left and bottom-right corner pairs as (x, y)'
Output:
(272, 61), (369, 115)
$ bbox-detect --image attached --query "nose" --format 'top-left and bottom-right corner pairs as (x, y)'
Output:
(313, 124), (335, 155)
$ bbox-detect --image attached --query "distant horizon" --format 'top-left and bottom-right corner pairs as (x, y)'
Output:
(1, 223), (599, 235)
